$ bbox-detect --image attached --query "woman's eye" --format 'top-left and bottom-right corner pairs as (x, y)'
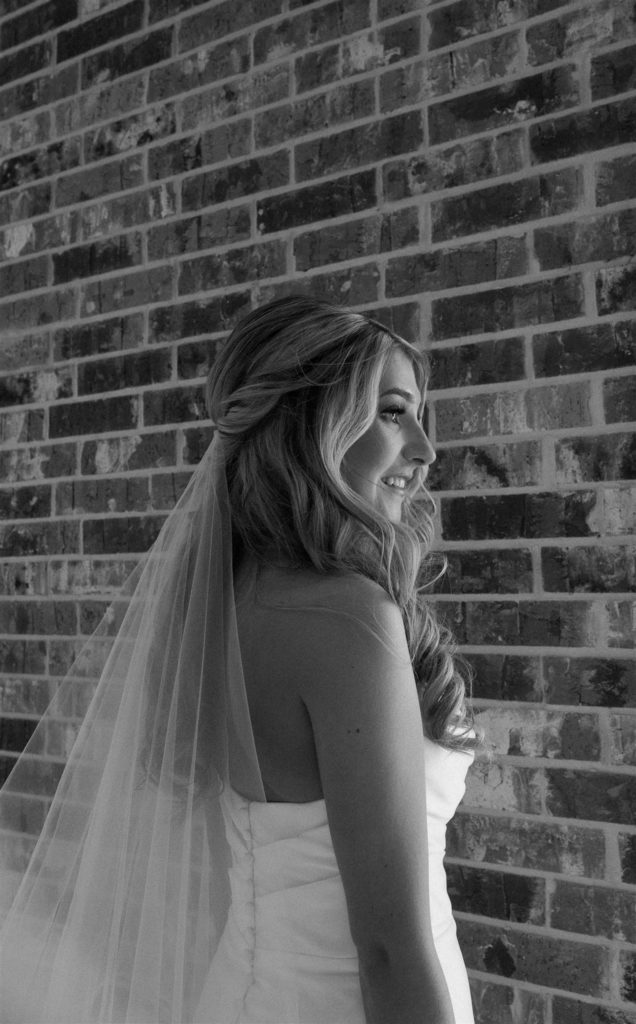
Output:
(381, 406), (405, 424)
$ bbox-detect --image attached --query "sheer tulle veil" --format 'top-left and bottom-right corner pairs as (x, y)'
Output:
(0, 436), (265, 1023)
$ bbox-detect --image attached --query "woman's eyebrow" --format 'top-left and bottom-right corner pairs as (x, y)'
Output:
(379, 387), (417, 401)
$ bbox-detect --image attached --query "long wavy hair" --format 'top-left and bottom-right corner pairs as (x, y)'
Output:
(207, 295), (476, 750)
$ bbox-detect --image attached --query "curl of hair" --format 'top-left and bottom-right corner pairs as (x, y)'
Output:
(207, 296), (477, 751)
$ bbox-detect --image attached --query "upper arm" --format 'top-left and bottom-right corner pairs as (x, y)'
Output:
(268, 581), (435, 955)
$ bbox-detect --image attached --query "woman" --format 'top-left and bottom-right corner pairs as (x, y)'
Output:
(0, 296), (476, 1023)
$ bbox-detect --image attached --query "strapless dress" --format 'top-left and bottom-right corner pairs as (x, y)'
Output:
(195, 734), (474, 1023)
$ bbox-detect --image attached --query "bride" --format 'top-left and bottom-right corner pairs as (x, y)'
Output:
(0, 295), (477, 1023)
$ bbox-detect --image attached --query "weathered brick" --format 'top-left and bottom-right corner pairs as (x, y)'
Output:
(542, 545), (636, 594)
(47, 558), (135, 597)
(176, 0), (281, 50)
(432, 274), (584, 340)
(50, 397), (138, 439)
(530, 96), (636, 164)
(53, 234), (144, 285)
(596, 154), (636, 206)
(528, 0), (636, 66)
(442, 548), (533, 594)
(0, 521), (79, 558)
(0, 639), (46, 676)
(177, 340), (221, 382)
(77, 350), (172, 396)
(255, 80), (375, 149)
(555, 433), (635, 484)
(254, 263), (380, 307)
(0, 182), (51, 228)
(605, 377), (636, 425)
(0, 409), (44, 446)
(387, 236), (527, 297)
(81, 266), (174, 317)
(80, 432), (177, 475)
(55, 74), (146, 136)
(182, 152), (289, 212)
(258, 169), (376, 233)
(442, 491), (601, 541)
(148, 36), (250, 102)
(362, 302), (421, 343)
(552, 995), (636, 1024)
(481, 705), (601, 759)
(182, 426), (216, 465)
(428, 0), (568, 49)
(0, 600), (76, 636)
(57, 0), (144, 61)
(622, 951), (636, 1003)
(465, 653), (542, 701)
(429, 67), (578, 145)
(605, 485), (636, 536)
(597, 265), (636, 317)
(148, 207), (251, 261)
(429, 337), (525, 390)
(470, 980), (548, 1024)
(535, 208), (636, 271)
(73, 184), (178, 242)
(0, 110), (51, 160)
(0, 289), (76, 331)
(82, 27), (174, 90)
(0, 443), (76, 484)
(0, 255), (48, 296)
(0, 485), (51, 521)
(181, 65), (289, 132)
(461, 599), (602, 647)
(0, 367), (72, 409)
(0, 39), (52, 89)
(0, 64), (78, 123)
(53, 315), (143, 360)
(84, 105), (176, 163)
(534, 320), (636, 377)
(447, 864), (545, 923)
(0, 333), (49, 372)
(429, 440), (541, 490)
(55, 156), (144, 209)
(83, 516), (165, 555)
(296, 209), (418, 272)
(295, 110), (422, 181)
(57, 477), (150, 516)
(253, 0), (371, 64)
(0, 137), (79, 197)
(149, 121), (251, 182)
(383, 131), (525, 200)
(449, 809), (605, 877)
(150, 471), (193, 510)
(0, 212), (77, 262)
(434, 168), (581, 242)
(0, 677), (55, 715)
(592, 42), (636, 101)
(149, 292), (252, 343)
(295, 33), (392, 94)
(457, 920), (608, 995)
(144, 385), (207, 427)
(435, 381), (591, 441)
(620, 833), (636, 884)
(547, 768), (636, 825)
(0, 0), (78, 49)
(178, 240), (287, 295)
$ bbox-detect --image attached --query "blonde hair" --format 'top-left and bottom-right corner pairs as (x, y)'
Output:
(207, 296), (476, 750)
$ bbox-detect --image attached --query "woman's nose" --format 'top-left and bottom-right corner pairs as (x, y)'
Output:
(404, 423), (436, 466)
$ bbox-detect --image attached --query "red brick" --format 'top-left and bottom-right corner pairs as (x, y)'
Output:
(0, 110), (51, 161)
(82, 27), (174, 90)
(447, 864), (545, 923)
(592, 42), (636, 101)
(258, 169), (376, 233)
(432, 274), (584, 340)
(596, 154), (636, 206)
(544, 656), (636, 708)
(0, 367), (72, 409)
(252, 0), (371, 65)
(387, 236), (527, 296)
(0, 443), (76, 483)
(0, 0), (78, 49)
(547, 768), (636, 825)
(0, 255), (48, 296)
(542, 545), (636, 594)
(182, 152), (290, 212)
(73, 185), (178, 242)
(182, 426), (216, 465)
(0, 289), (76, 331)
(428, 0), (568, 49)
(0, 182), (51, 227)
(429, 66), (578, 145)
(77, 350), (172, 396)
(534, 321), (636, 377)
(597, 266), (636, 316)
(0, 39), (52, 89)
(83, 516), (165, 556)
(148, 207), (251, 261)
(84, 105), (176, 163)
(457, 920), (608, 995)
(53, 234), (144, 285)
(143, 384), (207, 427)
(620, 833), (636, 884)
(0, 333), (49, 372)
(553, 880), (636, 941)
(378, 0), (419, 17)
(57, 1), (144, 62)
(383, 131), (525, 199)
(0, 136), (81, 195)
(295, 209), (418, 272)
(530, 96), (636, 164)
(148, 36), (249, 102)
(434, 382), (591, 441)
(0, 640), (46, 677)
(177, 0), (282, 50)
(181, 65), (290, 132)
(295, 110), (422, 181)
(470, 980), (548, 1024)
(428, 336), (525, 389)
(149, 121), (251, 182)
(177, 340), (219, 382)
(0, 63), (78, 122)
(527, 2), (636, 66)
(552, 996), (636, 1024)
(55, 156), (144, 209)
(80, 266), (174, 317)
(56, 477), (151, 516)
(0, 599), (76, 636)
(0, 484), (51, 520)
(255, 80), (375, 149)
(555, 433), (635, 485)
(80, 433), (177, 475)
(442, 548), (533, 594)
(441, 491), (601, 541)
(433, 167), (582, 242)
(535, 208), (636, 271)
(55, 74), (146, 135)
(149, 292), (251, 343)
(178, 240), (287, 295)
(50, 396), (139, 439)
(429, 440), (541, 490)
(465, 653), (542, 702)
(0, 520), (79, 557)
(0, 408), (44, 446)
(605, 377), (636, 425)
(622, 951), (636, 1003)
(150, 471), (193, 511)
(254, 262), (380, 307)
(53, 315), (143, 360)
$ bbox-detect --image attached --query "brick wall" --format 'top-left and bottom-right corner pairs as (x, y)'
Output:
(0, 1), (635, 1020)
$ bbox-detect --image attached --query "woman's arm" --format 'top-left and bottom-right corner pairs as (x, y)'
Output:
(272, 579), (456, 1024)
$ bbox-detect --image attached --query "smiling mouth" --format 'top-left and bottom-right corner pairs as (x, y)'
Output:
(382, 476), (411, 492)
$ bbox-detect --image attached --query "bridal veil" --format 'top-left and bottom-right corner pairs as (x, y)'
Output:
(0, 436), (265, 1023)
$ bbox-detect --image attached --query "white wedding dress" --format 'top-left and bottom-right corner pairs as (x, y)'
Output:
(195, 733), (475, 1024)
